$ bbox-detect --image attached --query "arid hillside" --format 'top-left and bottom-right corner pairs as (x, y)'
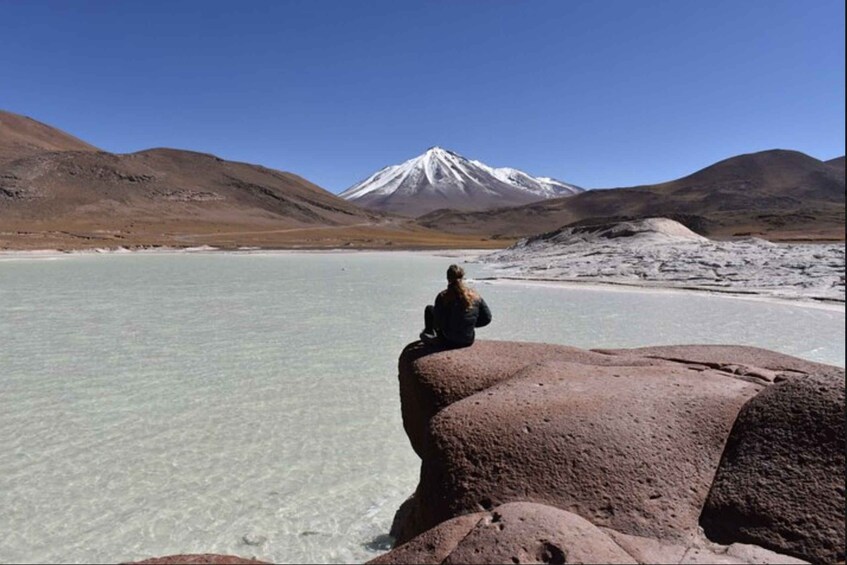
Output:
(826, 155), (846, 172)
(0, 110), (99, 164)
(419, 149), (846, 241)
(3, 111), (842, 248)
(0, 111), (502, 250)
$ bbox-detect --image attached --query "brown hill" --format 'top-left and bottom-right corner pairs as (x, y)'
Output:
(419, 149), (846, 241)
(826, 155), (846, 172)
(1, 147), (380, 224)
(0, 110), (99, 164)
(0, 111), (500, 250)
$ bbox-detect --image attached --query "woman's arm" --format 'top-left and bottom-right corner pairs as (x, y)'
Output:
(475, 298), (492, 328)
(434, 292), (448, 331)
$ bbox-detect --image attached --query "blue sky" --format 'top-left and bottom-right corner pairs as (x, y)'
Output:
(1, 0), (844, 192)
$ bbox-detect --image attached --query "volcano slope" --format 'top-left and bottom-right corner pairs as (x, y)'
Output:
(339, 146), (582, 217)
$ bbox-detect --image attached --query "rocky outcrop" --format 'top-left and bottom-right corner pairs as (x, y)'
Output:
(370, 512), (488, 564)
(479, 219), (846, 303)
(373, 501), (809, 565)
(596, 344), (837, 381)
(372, 502), (635, 565)
(398, 341), (605, 457)
(409, 359), (759, 543)
(383, 340), (844, 564)
(701, 373), (846, 563)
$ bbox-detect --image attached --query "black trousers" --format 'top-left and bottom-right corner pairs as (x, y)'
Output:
(422, 305), (471, 348)
(424, 304), (435, 334)
(421, 305), (442, 345)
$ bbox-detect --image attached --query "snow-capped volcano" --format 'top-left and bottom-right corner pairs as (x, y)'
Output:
(339, 147), (583, 216)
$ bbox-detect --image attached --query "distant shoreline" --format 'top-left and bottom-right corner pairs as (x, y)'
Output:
(475, 276), (846, 312)
(2, 246), (843, 312)
(0, 246), (492, 258)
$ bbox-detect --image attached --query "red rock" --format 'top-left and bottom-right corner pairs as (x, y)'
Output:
(600, 528), (688, 564)
(385, 341), (842, 563)
(399, 359), (760, 544)
(724, 543), (809, 564)
(701, 373), (846, 564)
(601, 529), (808, 564)
(373, 501), (809, 564)
(394, 341), (843, 546)
(399, 340), (674, 457)
(594, 344), (836, 378)
(440, 502), (636, 565)
(371, 502), (635, 565)
(369, 512), (485, 564)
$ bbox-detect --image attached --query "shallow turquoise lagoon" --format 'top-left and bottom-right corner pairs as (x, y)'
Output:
(0, 252), (842, 563)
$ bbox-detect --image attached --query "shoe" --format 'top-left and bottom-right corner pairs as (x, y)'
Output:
(419, 330), (438, 343)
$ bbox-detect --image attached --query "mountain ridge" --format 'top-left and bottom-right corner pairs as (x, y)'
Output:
(0, 110), (99, 164)
(3, 109), (842, 247)
(826, 155), (845, 172)
(340, 146), (582, 216)
(419, 149), (846, 241)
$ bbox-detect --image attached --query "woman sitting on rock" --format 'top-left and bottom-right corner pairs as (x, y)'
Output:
(420, 264), (492, 348)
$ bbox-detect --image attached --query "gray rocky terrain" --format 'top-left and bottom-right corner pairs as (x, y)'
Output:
(479, 218), (845, 303)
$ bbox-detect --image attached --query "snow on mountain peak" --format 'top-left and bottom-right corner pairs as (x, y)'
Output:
(339, 147), (584, 216)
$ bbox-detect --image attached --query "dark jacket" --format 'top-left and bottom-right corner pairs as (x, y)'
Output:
(433, 290), (492, 347)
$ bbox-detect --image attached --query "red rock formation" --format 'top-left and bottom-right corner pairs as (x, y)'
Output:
(702, 372), (846, 563)
(372, 501), (809, 565)
(399, 341), (600, 457)
(369, 512), (487, 565)
(385, 340), (844, 564)
(373, 502), (635, 564)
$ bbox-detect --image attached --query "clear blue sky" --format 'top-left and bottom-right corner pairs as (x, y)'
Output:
(1, 0), (844, 192)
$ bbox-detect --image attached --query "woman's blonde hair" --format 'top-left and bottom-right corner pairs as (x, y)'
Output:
(445, 264), (478, 310)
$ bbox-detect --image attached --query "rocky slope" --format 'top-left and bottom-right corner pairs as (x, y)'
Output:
(1, 146), (379, 226)
(0, 110), (382, 225)
(419, 149), (846, 241)
(340, 147), (582, 216)
(826, 155), (845, 172)
(375, 340), (845, 564)
(479, 217), (846, 303)
(0, 110), (98, 164)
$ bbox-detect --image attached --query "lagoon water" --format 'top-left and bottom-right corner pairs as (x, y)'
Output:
(0, 252), (844, 564)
